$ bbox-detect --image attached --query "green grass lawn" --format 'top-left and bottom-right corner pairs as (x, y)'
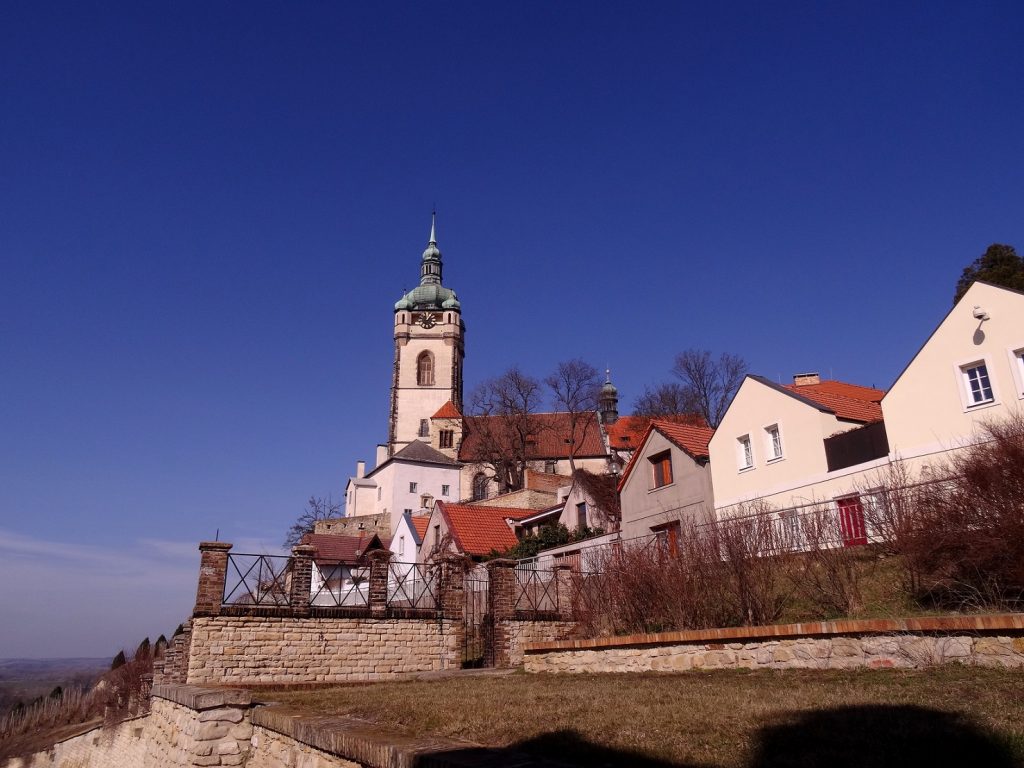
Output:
(266, 666), (1024, 767)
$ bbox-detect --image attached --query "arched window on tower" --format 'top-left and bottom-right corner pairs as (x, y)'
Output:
(417, 351), (434, 386)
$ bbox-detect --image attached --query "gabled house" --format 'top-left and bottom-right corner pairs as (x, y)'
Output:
(881, 281), (1024, 465)
(345, 439), (462, 537)
(389, 511), (430, 564)
(709, 374), (886, 520)
(617, 419), (716, 542)
(419, 501), (537, 561)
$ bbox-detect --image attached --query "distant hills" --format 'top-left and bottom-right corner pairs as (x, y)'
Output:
(0, 658), (109, 715)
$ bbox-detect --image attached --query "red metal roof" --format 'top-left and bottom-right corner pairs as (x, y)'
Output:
(300, 533), (385, 563)
(431, 400), (463, 419)
(437, 502), (536, 558)
(459, 411), (606, 462)
(784, 380), (884, 423)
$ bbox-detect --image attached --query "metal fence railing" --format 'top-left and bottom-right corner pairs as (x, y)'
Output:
(310, 561), (370, 607)
(513, 567), (559, 613)
(386, 561), (441, 610)
(223, 553), (294, 607)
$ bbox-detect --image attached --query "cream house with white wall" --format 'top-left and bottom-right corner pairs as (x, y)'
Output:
(709, 281), (1024, 541)
(881, 281), (1024, 467)
(709, 376), (886, 520)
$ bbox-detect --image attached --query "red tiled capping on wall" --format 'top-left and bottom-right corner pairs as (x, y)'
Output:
(524, 614), (1024, 654)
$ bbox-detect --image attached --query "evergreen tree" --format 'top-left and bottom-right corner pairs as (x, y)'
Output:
(954, 244), (1024, 303)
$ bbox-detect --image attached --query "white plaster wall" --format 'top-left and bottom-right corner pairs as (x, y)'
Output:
(883, 282), (1024, 462)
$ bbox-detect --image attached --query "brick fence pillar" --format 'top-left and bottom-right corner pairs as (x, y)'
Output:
(194, 541), (232, 617)
(487, 558), (517, 667)
(440, 555), (470, 669)
(368, 549), (394, 616)
(289, 544), (317, 616)
(554, 564), (575, 621)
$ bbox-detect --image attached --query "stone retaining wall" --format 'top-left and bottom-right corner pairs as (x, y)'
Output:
(524, 615), (1024, 674)
(187, 616), (459, 685)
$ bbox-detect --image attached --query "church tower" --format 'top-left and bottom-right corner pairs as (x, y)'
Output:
(388, 216), (465, 455)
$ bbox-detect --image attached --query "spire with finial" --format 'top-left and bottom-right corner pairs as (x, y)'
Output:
(599, 367), (619, 425)
(420, 210), (443, 285)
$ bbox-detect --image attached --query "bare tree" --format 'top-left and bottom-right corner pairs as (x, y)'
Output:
(632, 382), (697, 420)
(284, 495), (341, 548)
(545, 359), (600, 473)
(465, 366), (546, 494)
(671, 349), (748, 428)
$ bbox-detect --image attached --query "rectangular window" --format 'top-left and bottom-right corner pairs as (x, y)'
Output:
(409, 482), (417, 493)
(651, 521), (681, 557)
(419, 419), (429, 437)
(779, 509), (801, 551)
(544, 459), (557, 474)
(765, 425), (783, 460)
(576, 502), (587, 530)
(1014, 348), (1024, 397)
(737, 435), (753, 470)
(439, 429), (454, 448)
(441, 484), (450, 496)
(961, 362), (994, 406)
(398, 535), (405, 556)
(649, 451), (673, 488)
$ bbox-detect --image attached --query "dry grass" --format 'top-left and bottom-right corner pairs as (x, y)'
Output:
(266, 667), (1024, 767)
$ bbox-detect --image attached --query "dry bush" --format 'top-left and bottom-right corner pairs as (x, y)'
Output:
(713, 505), (795, 626)
(793, 503), (869, 617)
(909, 415), (1024, 609)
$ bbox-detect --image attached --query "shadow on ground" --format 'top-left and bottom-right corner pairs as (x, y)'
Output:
(414, 704), (1020, 768)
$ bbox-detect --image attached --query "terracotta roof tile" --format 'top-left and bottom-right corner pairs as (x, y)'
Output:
(431, 400), (462, 419)
(616, 420), (715, 491)
(410, 516), (430, 541)
(300, 533), (385, 563)
(606, 414), (706, 450)
(438, 502), (536, 557)
(784, 380), (884, 423)
(459, 412), (606, 462)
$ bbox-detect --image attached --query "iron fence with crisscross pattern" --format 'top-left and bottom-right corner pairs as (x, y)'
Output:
(386, 561), (441, 610)
(310, 560), (370, 607)
(223, 553), (294, 606)
(513, 566), (559, 613)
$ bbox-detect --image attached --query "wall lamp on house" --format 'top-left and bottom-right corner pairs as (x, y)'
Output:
(973, 305), (990, 322)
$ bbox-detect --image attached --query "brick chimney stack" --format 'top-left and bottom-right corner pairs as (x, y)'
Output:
(793, 372), (821, 386)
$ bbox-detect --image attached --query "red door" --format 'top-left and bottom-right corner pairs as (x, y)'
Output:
(837, 495), (867, 546)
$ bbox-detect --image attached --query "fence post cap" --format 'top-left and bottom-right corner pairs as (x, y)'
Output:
(198, 541), (232, 552)
(291, 544), (317, 557)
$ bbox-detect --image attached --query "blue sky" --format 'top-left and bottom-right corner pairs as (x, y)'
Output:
(1, 2), (1022, 657)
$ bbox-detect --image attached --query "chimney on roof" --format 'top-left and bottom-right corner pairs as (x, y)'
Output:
(376, 444), (388, 466)
(793, 372), (821, 387)
(356, 460), (366, 478)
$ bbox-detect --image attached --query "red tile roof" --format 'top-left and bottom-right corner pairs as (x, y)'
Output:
(431, 400), (462, 419)
(616, 420), (715, 491)
(459, 412), (606, 462)
(410, 516), (430, 541)
(605, 414), (705, 451)
(784, 380), (884, 423)
(437, 502), (537, 558)
(300, 533), (385, 563)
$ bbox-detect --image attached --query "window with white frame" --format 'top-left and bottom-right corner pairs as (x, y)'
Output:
(765, 424), (783, 461)
(961, 361), (994, 406)
(399, 535), (405, 556)
(441, 484), (450, 496)
(1014, 348), (1024, 397)
(737, 435), (753, 470)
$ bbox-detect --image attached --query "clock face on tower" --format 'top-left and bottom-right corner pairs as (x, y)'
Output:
(417, 313), (437, 329)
